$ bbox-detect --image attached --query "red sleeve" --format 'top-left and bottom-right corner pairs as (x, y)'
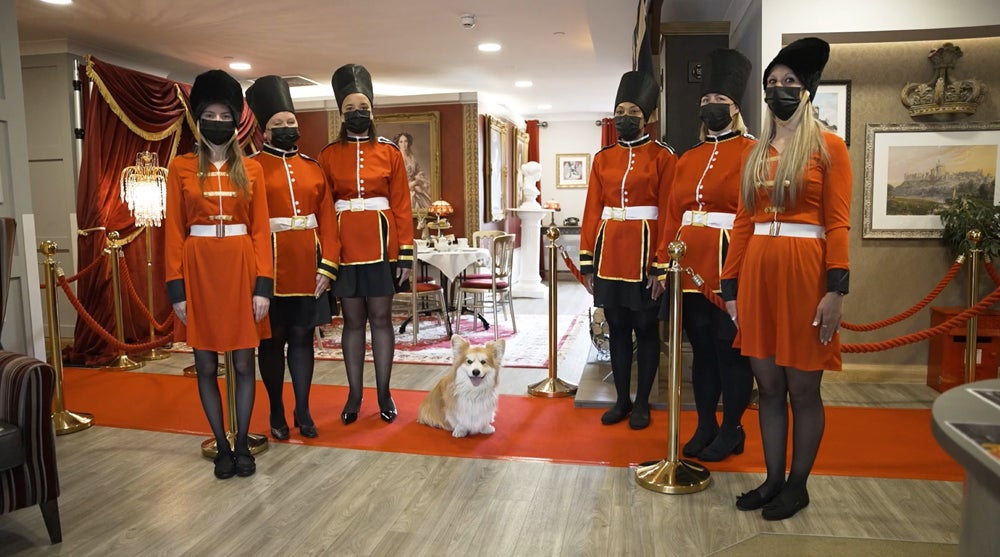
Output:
(656, 153), (682, 273)
(247, 160), (273, 282)
(313, 163), (340, 279)
(720, 148), (753, 281)
(164, 158), (186, 284)
(387, 146), (414, 265)
(579, 153), (605, 275)
(822, 133), (852, 271)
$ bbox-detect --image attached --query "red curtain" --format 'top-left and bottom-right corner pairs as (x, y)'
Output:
(600, 117), (617, 146)
(526, 120), (541, 204)
(66, 57), (256, 365)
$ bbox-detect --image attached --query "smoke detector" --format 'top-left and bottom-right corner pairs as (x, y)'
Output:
(460, 14), (476, 29)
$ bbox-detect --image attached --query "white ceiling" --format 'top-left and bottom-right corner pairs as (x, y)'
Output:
(15, 0), (733, 120)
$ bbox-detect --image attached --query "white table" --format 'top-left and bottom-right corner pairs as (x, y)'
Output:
(417, 247), (491, 329)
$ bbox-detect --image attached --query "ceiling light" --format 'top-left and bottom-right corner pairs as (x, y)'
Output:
(514, 81), (533, 88)
(478, 43), (501, 53)
(40, 0), (73, 4)
(228, 61), (252, 71)
(537, 104), (552, 110)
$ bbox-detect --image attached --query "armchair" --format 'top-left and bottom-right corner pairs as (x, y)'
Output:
(0, 351), (61, 544)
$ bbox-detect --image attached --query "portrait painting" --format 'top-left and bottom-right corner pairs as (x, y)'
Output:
(373, 111), (441, 217)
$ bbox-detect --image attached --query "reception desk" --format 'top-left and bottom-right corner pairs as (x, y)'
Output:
(931, 378), (1000, 556)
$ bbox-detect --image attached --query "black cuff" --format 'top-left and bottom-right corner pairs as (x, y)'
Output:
(166, 279), (185, 305)
(720, 278), (738, 301)
(826, 268), (849, 295)
(254, 276), (274, 298)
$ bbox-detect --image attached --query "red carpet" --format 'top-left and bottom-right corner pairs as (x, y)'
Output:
(62, 367), (962, 481)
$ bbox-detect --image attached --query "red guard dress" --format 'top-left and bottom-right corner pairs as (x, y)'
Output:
(251, 145), (339, 326)
(317, 136), (413, 298)
(164, 153), (273, 352)
(721, 131), (852, 371)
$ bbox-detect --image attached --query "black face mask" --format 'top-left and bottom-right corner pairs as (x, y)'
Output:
(200, 119), (236, 145)
(344, 110), (372, 134)
(614, 115), (643, 140)
(764, 87), (802, 121)
(269, 127), (300, 150)
(700, 103), (733, 133)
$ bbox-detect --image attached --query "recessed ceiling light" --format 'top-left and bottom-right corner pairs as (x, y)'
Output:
(478, 43), (501, 53)
(228, 61), (252, 71)
(514, 80), (533, 88)
(40, 0), (73, 4)
(537, 104), (552, 110)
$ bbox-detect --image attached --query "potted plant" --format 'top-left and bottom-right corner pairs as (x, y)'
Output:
(938, 196), (1000, 257)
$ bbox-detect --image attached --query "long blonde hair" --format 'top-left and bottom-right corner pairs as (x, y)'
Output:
(740, 91), (830, 210)
(195, 129), (250, 195)
(699, 111), (749, 142)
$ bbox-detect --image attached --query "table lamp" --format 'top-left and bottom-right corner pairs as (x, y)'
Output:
(543, 199), (561, 227)
(428, 199), (454, 240)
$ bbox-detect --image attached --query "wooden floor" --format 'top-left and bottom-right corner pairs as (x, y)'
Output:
(1, 279), (963, 556)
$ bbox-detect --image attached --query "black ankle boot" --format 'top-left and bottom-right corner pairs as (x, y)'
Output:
(698, 425), (745, 462)
(683, 424), (719, 457)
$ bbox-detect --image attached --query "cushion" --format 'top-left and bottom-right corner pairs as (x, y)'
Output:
(0, 420), (25, 471)
(459, 279), (509, 289)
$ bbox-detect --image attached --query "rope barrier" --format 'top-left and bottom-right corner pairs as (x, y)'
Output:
(39, 253), (103, 289)
(840, 259), (963, 331)
(986, 259), (1000, 286)
(118, 255), (174, 333)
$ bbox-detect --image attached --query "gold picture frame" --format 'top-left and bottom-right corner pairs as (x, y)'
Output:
(374, 111), (442, 218)
(556, 153), (590, 188)
(484, 115), (508, 222)
(514, 128), (530, 206)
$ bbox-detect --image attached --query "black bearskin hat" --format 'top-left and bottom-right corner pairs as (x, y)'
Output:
(701, 49), (752, 107)
(189, 69), (243, 121)
(614, 71), (659, 120)
(246, 75), (295, 130)
(331, 64), (374, 110)
(762, 37), (830, 101)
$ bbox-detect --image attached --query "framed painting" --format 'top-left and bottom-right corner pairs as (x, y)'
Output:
(863, 121), (1000, 239)
(514, 128), (530, 206)
(556, 153), (590, 188)
(373, 111), (441, 218)
(814, 80), (851, 145)
(483, 115), (508, 222)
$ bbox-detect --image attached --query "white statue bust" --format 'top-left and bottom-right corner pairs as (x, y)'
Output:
(519, 161), (543, 209)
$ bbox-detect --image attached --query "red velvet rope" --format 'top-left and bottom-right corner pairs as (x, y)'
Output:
(840, 259), (963, 331)
(556, 242), (586, 286)
(57, 274), (173, 352)
(986, 259), (1000, 286)
(39, 254), (104, 289)
(118, 256), (174, 333)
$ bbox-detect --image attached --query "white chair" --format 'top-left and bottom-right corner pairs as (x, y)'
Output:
(393, 243), (452, 343)
(465, 230), (506, 279)
(455, 233), (516, 340)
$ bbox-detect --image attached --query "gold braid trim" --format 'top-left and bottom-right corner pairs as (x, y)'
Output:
(85, 55), (183, 142)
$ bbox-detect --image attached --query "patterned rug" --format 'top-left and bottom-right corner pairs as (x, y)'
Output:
(171, 312), (586, 369)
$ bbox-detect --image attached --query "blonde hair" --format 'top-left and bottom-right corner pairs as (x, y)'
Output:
(698, 111), (748, 142)
(740, 91), (830, 210)
(195, 131), (250, 195)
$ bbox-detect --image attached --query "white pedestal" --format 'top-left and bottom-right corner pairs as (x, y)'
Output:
(509, 207), (551, 298)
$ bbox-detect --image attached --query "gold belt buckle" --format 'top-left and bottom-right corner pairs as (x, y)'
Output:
(768, 221), (781, 237)
(349, 198), (365, 212)
(610, 207), (626, 221)
(216, 223), (226, 238)
(691, 210), (708, 227)
(291, 215), (308, 230)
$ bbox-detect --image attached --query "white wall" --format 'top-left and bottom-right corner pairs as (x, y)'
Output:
(536, 120), (605, 222)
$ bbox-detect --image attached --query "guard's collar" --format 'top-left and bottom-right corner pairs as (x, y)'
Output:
(617, 134), (650, 147)
(346, 135), (370, 143)
(704, 130), (740, 143)
(262, 143), (298, 157)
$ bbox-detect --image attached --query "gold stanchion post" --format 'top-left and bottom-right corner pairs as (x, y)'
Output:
(141, 226), (169, 361)
(101, 231), (143, 371)
(527, 224), (577, 397)
(964, 229), (982, 385)
(200, 351), (268, 458)
(40, 241), (94, 435)
(635, 240), (711, 494)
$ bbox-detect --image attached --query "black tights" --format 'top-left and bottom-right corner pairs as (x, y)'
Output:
(682, 293), (753, 433)
(340, 296), (395, 411)
(751, 357), (825, 496)
(194, 348), (255, 454)
(604, 305), (660, 409)
(258, 323), (316, 427)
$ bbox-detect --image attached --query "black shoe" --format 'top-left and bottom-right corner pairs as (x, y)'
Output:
(269, 415), (290, 441)
(601, 403), (633, 425)
(234, 450), (256, 477)
(736, 484), (782, 511)
(213, 452), (236, 480)
(379, 396), (397, 423)
(341, 411), (358, 425)
(293, 410), (318, 438)
(683, 425), (719, 457)
(628, 404), (650, 430)
(762, 485), (809, 521)
(698, 425), (745, 462)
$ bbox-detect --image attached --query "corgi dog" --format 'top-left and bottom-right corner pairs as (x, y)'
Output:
(417, 335), (505, 438)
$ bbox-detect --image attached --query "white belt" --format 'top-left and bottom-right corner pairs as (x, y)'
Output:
(681, 210), (735, 229)
(270, 213), (317, 232)
(334, 196), (390, 213)
(601, 205), (658, 221)
(753, 221), (824, 238)
(189, 224), (248, 238)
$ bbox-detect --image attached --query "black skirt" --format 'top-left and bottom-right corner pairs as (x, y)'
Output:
(593, 276), (659, 311)
(269, 291), (338, 329)
(333, 261), (399, 298)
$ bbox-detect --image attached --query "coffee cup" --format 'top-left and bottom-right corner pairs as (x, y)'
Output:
(456, 238), (469, 248)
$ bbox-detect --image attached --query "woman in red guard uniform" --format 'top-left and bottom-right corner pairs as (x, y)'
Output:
(246, 75), (339, 440)
(720, 38), (852, 520)
(165, 70), (272, 479)
(580, 70), (676, 430)
(317, 64), (413, 425)
(659, 49), (756, 462)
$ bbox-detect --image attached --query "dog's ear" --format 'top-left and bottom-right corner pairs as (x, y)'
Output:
(487, 339), (505, 364)
(452, 335), (470, 358)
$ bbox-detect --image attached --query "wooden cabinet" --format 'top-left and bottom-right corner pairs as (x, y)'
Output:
(927, 306), (1000, 392)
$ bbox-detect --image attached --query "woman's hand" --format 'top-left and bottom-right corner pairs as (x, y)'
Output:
(172, 301), (187, 325)
(397, 266), (412, 287)
(813, 292), (844, 345)
(253, 295), (270, 322)
(725, 300), (738, 329)
(583, 273), (594, 295)
(314, 274), (331, 298)
(647, 275), (665, 300)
